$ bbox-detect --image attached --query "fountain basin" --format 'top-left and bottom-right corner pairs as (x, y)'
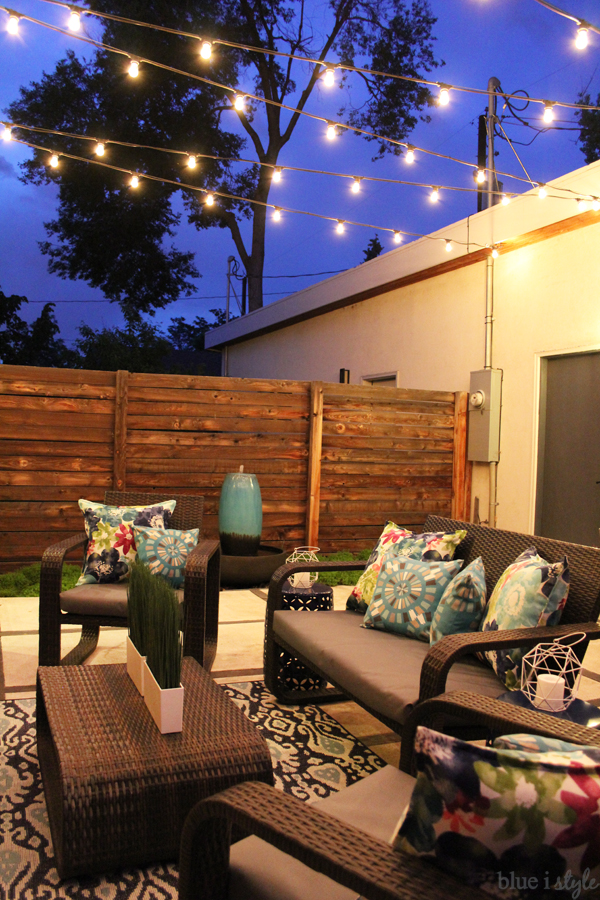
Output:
(220, 544), (288, 588)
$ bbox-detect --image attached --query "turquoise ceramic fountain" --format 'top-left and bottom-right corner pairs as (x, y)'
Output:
(218, 465), (263, 556)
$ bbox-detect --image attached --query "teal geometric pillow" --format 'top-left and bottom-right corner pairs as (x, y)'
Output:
(478, 547), (570, 690)
(133, 525), (199, 588)
(493, 733), (593, 755)
(363, 555), (463, 642)
(393, 726), (600, 896)
(430, 557), (487, 646)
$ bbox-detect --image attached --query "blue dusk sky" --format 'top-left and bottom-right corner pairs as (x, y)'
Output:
(0, 0), (599, 345)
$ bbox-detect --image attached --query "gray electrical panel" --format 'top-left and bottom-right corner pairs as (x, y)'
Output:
(467, 369), (502, 462)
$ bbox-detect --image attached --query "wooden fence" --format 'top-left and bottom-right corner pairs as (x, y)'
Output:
(0, 364), (470, 571)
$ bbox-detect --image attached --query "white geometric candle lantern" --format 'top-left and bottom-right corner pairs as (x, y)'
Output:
(286, 546), (320, 589)
(521, 632), (585, 712)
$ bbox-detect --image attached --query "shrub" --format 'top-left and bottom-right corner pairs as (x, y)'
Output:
(0, 563), (81, 597)
(315, 549), (371, 586)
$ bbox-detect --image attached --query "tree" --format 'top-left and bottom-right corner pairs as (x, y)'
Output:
(167, 308), (233, 350)
(363, 234), (384, 261)
(7, 0), (439, 316)
(576, 93), (600, 164)
(0, 288), (77, 366)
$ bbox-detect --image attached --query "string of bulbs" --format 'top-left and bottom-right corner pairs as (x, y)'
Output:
(530, 0), (599, 46)
(0, 4), (590, 200)
(12, 0), (600, 115)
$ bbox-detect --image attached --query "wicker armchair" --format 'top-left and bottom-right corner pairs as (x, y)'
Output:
(179, 691), (600, 900)
(38, 491), (220, 668)
(263, 516), (600, 734)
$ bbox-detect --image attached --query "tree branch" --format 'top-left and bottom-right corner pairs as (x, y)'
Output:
(218, 208), (250, 270)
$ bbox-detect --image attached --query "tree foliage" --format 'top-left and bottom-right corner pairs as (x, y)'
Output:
(0, 288), (77, 366)
(576, 93), (600, 165)
(363, 233), (384, 261)
(7, 0), (439, 316)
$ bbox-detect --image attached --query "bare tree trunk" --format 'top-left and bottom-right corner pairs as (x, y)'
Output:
(247, 201), (267, 311)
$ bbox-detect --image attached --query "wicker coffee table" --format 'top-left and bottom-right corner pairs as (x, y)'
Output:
(36, 657), (273, 878)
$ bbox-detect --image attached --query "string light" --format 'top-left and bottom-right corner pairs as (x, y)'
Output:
(501, 194), (511, 206)
(323, 67), (335, 87)
(94, 141), (105, 156)
(2, 124), (12, 141)
(129, 173), (139, 187)
(394, 231), (402, 244)
(351, 177), (361, 193)
(49, 153), (59, 168)
(405, 146), (415, 164)
(68, 9), (80, 31)
(272, 166), (282, 182)
(543, 102), (554, 123)
(592, 198), (600, 212)
(445, 240), (452, 252)
(326, 122), (337, 140)
(128, 58), (140, 77)
(575, 26), (589, 49)
(491, 246), (499, 259)
(6, 13), (19, 34)
(538, 184), (547, 199)
(272, 207), (281, 221)
(199, 40), (212, 59)
(233, 94), (245, 112)
(430, 186), (440, 202)
(187, 154), (197, 168)
(438, 84), (451, 106)
(577, 198), (587, 211)
(205, 193), (214, 206)
(476, 168), (486, 184)
(336, 220), (345, 234)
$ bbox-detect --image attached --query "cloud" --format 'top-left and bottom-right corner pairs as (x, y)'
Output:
(0, 155), (17, 179)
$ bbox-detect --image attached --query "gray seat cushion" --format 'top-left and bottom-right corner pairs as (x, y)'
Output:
(229, 764), (414, 900)
(274, 609), (503, 725)
(60, 583), (184, 617)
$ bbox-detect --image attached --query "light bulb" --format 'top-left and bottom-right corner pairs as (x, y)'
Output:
(94, 141), (105, 157)
(205, 193), (214, 206)
(323, 67), (335, 87)
(272, 167), (282, 182)
(49, 154), (59, 168)
(128, 59), (140, 78)
(351, 178), (361, 194)
(130, 174), (139, 188)
(233, 94), (245, 112)
(336, 220), (345, 234)
(2, 125), (12, 142)
(543, 103), (554, 124)
(200, 40), (212, 59)
(501, 194), (510, 206)
(592, 198), (600, 212)
(68, 10), (81, 31)
(394, 232), (402, 244)
(491, 247), (499, 259)
(326, 123), (336, 140)
(7, 15), (19, 35)
(187, 155), (197, 169)
(576, 26), (589, 50)
(405, 146), (415, 164)
(430, 186), (440, 202)
(438, 85), (450, 106)
(538, 184), (547, 199)
(273, 208), (281, 221)
(578, 198), (587, 212)
(476, 168), (486, 184)
(445, 240), (452, 253)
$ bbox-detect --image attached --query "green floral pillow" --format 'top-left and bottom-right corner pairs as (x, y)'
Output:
(478, 547), (570, 689)
(363, 555), (463, 642)
(394, 726), (600, 897)
(346, 521), (467, 613)
(76, 499), (177, 585)
(430, 556), (487, 646)
(133, 525), (199, 588)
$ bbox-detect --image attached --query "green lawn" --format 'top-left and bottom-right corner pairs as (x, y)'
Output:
(314, 550), (370, 586)
(0, 563), (82, 597)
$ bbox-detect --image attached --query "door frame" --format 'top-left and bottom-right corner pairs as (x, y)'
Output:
(529, 342), (600, 534)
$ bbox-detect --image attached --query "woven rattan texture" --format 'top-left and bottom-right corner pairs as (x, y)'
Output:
(36, 658), (273, 878)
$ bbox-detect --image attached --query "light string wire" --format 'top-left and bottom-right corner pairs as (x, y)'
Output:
(529, 0), (600, 37)
(496, 121), (536, 188)
(6, 120), (534, 199)
(1, 4), (599, 197)
(12, 135), (491, 247)
(20, 0), (600, 112)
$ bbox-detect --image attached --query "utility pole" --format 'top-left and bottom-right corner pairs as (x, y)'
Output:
(486, 76), (501, 210)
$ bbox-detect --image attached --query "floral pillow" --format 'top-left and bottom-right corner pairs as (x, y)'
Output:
(76, 499), (177, 585)
(133, 525), (199, 588)
(363, 555), (463, 642)
(429, 556), (487, 646)
(346, 521), (467, 613)
(478, 547), (570, 689)
(393, 726), (600, 897)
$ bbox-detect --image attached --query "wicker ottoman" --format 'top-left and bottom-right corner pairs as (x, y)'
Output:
(36, 658), (273, 878)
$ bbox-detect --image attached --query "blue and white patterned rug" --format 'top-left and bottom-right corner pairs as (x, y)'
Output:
(0, 681), (384, 898)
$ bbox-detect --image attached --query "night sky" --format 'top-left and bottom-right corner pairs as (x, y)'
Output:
(1, 0), (598, 347)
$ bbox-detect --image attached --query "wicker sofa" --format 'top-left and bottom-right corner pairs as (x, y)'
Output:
(264, 516), (600, 733)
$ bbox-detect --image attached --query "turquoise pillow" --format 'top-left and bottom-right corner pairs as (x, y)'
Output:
(363, 554), (463, 642)
(493, 733), (591, 755)
(429, 557), (486, 646)
(133, 525), (199, 588)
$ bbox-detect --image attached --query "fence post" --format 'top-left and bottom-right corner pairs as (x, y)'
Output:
(113, 370), (129, 491)
(305, 382), (324, 545)
(451, 390), (471, 520)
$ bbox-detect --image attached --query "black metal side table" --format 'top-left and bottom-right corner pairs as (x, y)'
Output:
(277, 580), (335, 692)
(281, 580), (334, 611)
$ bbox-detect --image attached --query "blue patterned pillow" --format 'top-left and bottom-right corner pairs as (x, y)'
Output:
(493, 734), (591, 755)
(430, 557), (487, 646)
(133, 526), (199, 588)
(363, 555), (463, 641)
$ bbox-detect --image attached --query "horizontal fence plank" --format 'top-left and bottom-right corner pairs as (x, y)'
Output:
(323, 398), (455, 415)
(323, 409), (455, 428)
(127, 415), (308, 435)
(128, 373), (309, 393)
(0, 379), (116, 399)
(1, 426), (113, 444)
(322, 435), (455, 451)
(127, 401), (308, 421)
(0, 456), (113, 473)
(128, 388), (309, 409)
(127, 460), (306, 476)
(0, 395), (114, 415)
(323, 383), (455, 403)
(0, 364), (115, 385)
(1, 409), (114, 431)
(0, 440), (115, 458)
(0, 472), (113, 487)
(322, 421), (454, 439)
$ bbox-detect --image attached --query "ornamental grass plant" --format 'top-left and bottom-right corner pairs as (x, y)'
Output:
(127, 559), (153, 655)
(145, 573), (182, 690)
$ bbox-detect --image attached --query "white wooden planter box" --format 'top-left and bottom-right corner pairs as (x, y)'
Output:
(143, 661), (184, 734)
(126, 636), (145, 696)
